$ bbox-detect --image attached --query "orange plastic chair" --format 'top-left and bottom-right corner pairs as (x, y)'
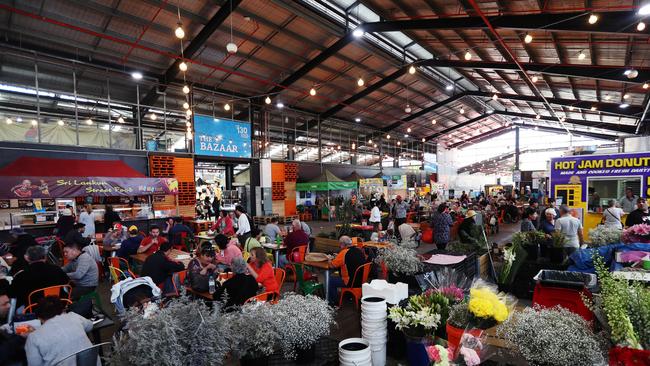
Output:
(274, 268), (286, 292)
(339, 262), (373, 309)
(109, 266), (129, 285)
(170, 270), (188, 297)
(108, 257), (136, 278)
(23, 298), (72, 314)
(284, 245), (310, 290)
(55, 239), (68, 265)
(28, 284), (72, 308)
(245, 291), (279, 304)
(351, 237), (364, 247)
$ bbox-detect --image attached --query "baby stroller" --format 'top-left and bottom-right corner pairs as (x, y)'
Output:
(110, 276), (161, 317)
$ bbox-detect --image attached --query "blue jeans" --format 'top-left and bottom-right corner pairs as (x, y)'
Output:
(328, 276), (345, 305)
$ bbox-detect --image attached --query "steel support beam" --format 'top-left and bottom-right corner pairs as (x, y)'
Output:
(494, 110), (636, 134)
(514, 123), (618, 141)
(447, 126), (511, 148)
(139, 0), (243, 109)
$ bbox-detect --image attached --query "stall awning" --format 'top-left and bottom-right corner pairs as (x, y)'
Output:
(0, 157), (178, 198)
(296, 169), (357, 191)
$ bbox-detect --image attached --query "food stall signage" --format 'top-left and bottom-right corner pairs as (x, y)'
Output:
(194, 115), (252, 158)
(3, 177), (178, 198)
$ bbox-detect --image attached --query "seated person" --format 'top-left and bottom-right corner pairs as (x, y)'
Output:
(141, 241), (185, 295)
(168, 217), (194, 248)
(6, 228), (38, 276)
(0, 279), (27, 366)
(10, 246), (69, 308)
(277, 220), (310, 268)
(25, 296), (97, 366)
(263, 217), (283, 243)
(214, 234), (242, 270)
(246, 247), (278, 293)
(243, 228), (263, 254)
(103, 223), (128, 249)
(214, 257), (258, 309)
(63, 223), (91, 248)
(116, 226), (144, 258)
(327, 236), (367, 305)
(458, 210), (480, 245)
(211, 211), (234, 237)
(138, 225), (167, 255)
(62, 241), (98, 300)
(187, 244), (217, 294)
(398, 222), (417, 242)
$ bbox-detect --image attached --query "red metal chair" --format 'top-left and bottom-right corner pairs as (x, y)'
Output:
(108, 257), (136, 278)
(339, 262), (373, 309)
(284, 245), (315, 291)
(28, 284), (72, 308)
(274, 268), (286, 293)
(245, 291), (279, 304)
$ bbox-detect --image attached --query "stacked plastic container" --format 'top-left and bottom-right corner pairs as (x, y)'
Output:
(361, 296), (388, 366)
(339, 338), (372, 366)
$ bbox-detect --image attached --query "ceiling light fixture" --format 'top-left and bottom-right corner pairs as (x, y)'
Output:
(407, 127), (412, 133)
(404, 134), (409, 138)
(590, 106), (597, 111)
(85, 118), (93, 125)
(265, 96), (272, 104)
(531, 75), (538, 83)
(620, 103), (630, 109)
(408, 65), (416, 74)
(624, 68), (639, 79)
(588, 13), (599, 24)
(150, 113), (157, 121)
(183, 102), (190, 109)
(404, 104), (412, 113)
(638, 21), (647, 31)
(386, 134), (391, 139)
(421, 138), (426, 142)
(357, 77), (365, 87)
(174, 23), (185, 39)
(431, 118), (437, 125)
(57, 119), (65, 126)
(352, 28), (364, 37)
(182, 85), (190, 94)
(397, 141), (401, 146)
(534, 126), (539, 130)
(605, 94), (611, 100)
(643, 82), (649, 89)
(117, 116), (125, 123)
(226, 1), (237, 54)
(578, 50), (586, 60)
(224, 103), (231, 111)
(368, 139), (373, 144)
(131, 72), (143, 80)
(179, 62), (188, 72)
(624, 93), (630, 99)
(309, 87), (316, 96)
(568, 105), (575, 111)
(186, 109), (192, 117)
(524, 33), (533, 43)
(355, 117), (361, 122)
(459, 107), (465, 114)
(535, 114), (540, 119)
(445, 84), (454, 91)
(464, 50), (472, 60)
(5, 118), (12, 124)
(16, 117), (22, 122)
(492, 93), (498, 101)
(640, 4), (650, 15)
(276, 102), (284, 109)
(487, 109), (494, 114)
(31, 119), (38, 126)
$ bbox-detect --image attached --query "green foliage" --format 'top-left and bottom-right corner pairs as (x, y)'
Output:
(447, 302), (470, 328)
(550, 231), (567, 248)
(335, 199), (357, 238)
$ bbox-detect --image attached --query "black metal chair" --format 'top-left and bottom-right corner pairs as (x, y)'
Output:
(54, 342), (111, 366)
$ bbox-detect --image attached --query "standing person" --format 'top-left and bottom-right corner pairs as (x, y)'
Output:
(432, 203), (453, 250)
(263, 217), (283, 243)
(326, 236), (366, 305)
(602, 199), (624, 229)
(369, 202), (382, 232)
(55, 208), (75, 239)
(24, 296), (97, 366)
(619, 187), (638, 213)
(103, 205), (121, 232)
(520, 208), (538, 232)
(211, 210), (235, 237)
(554, 205), (584, 256)
(78, 204), (96, 238)
(9, 246), (69, 308)
(394, 195), (409, 227)
(63, 223), (91, 248)
(61, 242), (98, 300)
(625, 198), (650, 227)
(234, 205), (251, 246)
(138, 225), (167, 255)
(214, 257), (258, 308)
(141, 241), (185, 294)
(211, 194), (220, 222)
(247, 247), (278, 293)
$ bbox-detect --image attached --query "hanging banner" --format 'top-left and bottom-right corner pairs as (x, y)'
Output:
(550, 152), (650, 201)
(193, 114), (252, 158)
(0, 177), (179, 198)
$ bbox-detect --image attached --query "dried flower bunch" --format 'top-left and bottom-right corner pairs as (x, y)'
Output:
(621, 224), (650, 243)
(497, 306), (606, 366)
(375, 245), (423, 275)
(447, 302), (471, 328)
(109, 297), (232, 366)
(588, 226), (622, 247)
(226, 300), (282, 359)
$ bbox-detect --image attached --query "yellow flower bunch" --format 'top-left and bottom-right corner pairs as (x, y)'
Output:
(468, 287), (509, 323)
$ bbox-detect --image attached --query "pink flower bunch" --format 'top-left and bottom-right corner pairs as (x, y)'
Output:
(427, 285), (465, 303)
(426, 344), (441, 362)
(622, 224), (650, 243)
(459, 347), (481, 366)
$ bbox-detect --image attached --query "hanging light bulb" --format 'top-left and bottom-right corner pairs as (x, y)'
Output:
(578, 51), (586, 60)
(605, 94), (611, 100)
(644, 83), (649, 89)
(397, 141), (401, 146)
(355, 118), (361, 122)
(31, 119), (38, 126)
(404, 104), (412, 113)
(224, 103), (231, 111)
(623, 93), (630, 99)
(175, 23), (185, 39)
(186, 109), (192, 117)
(117, 116), (125, 123)
(421, 138), (425, 142)
(459, 107), (465, 114)
(185, 121), (191, 128)
(431, 119), (437, 125)
(534, 126), (539, 130)
(373, 144), (377, 148)
(57, 119), (65, 126)
(309, 87), (316, 96)
(150, 113), (157, 121)
(368, 139), (373, 144)
(445, 84), (454, 91)
(182, 85), (190, 94)
(408, 65), (416, 74)
(265, 96), (272, 104)
(407, 127), (412, 133)
(492, 93), (498, 101)
(588, 14), (599, 24)
(357, 77), (365, 87)
(535, 114), (540, 119)
(590, 106), (597, 111)
(386, 134), (391, 139)
(186, 131), (193, 139)
(351, 143), (356, 150)
(85, 118), (93, 125)
(276, 102), (284, 109)
(638, 21), (647, 31)
(179, 62), (188, 72)
(464, 50), (472, 60)
(624, 68), (639, 79)
(524, 33), (533, 43)
(226, 42), (238, 54)
(568, 105), (575, 111)
(531, 75), (538, 83)
(5, 118), (12, 125)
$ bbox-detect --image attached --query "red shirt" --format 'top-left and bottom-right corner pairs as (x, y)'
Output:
(140, 236), (167, 255)
(251, 261), (278, 293)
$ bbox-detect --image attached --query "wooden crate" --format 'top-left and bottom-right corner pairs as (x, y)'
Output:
(178, 205), (195, 218)
(272, 201), (285, 216)
(313, 237), (341, 253)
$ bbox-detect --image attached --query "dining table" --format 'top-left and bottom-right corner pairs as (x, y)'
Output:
(131, 248), (192, 267)
(302, 259), (332, 299)
(262, 243), (286, 268)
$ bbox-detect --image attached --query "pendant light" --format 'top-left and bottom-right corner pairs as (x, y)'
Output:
(588, 14), (599, 24)
(265, 96), (272, 104)
(183, 102), (190, 109)
(578, 50), (586, 60)
(408, 65), (416, 74)
(224, 103), (231, 111)
(638, 21), (646, 31)
(179, 62), (188, 72)
(175, 23), (185, 39)
(431, 119), (437, 125)
(357, 77), (365, 87)
(182, 85), (190, 94)
(643, 83), (649, 89)
(309, 87), (316, 96)
(57, 119), (65, 126)
(464, 50), (472, 60)
(117, 116), (125, 123)
(226, 1), (237, 54)
(531, 75), (538, 83)
(492, 93), (498, 101)
(524, 33), (533, 43)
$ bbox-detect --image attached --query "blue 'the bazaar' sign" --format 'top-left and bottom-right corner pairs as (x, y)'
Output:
(194, 114), (252, 158)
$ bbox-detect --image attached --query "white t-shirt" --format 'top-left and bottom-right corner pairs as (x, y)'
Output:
(236, 213), (251, 235)
(78, 211), (96, 237)
(603, 207), (624, 229)
(554, 215), (582, 248)
(370, 206), (381, 223)
(398, 223), (416, 241)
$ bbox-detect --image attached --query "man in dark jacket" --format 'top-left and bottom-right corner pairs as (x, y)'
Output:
(625, 198), (650, 227)
(0, 278), (27, 365)
(63, 223), (91, 248)
(7, 228), (38, 276)
(10, 246), (69, 308)
(141, 241), (185, 295)
(213, 257), (258, 309)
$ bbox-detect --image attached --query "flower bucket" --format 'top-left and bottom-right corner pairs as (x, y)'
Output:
(405, 335), (430, 366)
(387, 306), (407, 359)
(294, 344), (316, 364)
(239, 355), (269, 366)
(445, 322), (481, 353)
(339, 338), (372, 366)
(523, 244), (538, 261)
(548, 247), (565, 264)
(609, 346), (650, 365)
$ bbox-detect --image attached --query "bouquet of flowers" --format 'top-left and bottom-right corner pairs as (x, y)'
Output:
(621, 224), (650, 244)
(461, 281), (515, 329)
(497, 245), (517, 285)
(588, 225), (622, 247)
(376, 245), (423, 276)
(454, 333), (493, 366)
(435, 285), (465, 304)
(425, 343), (450, 366)
(388, 291), (450, 337)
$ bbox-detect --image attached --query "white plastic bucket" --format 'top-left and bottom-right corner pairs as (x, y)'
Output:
(339, 338), (372, 366)
(371, 347), (387, 366)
